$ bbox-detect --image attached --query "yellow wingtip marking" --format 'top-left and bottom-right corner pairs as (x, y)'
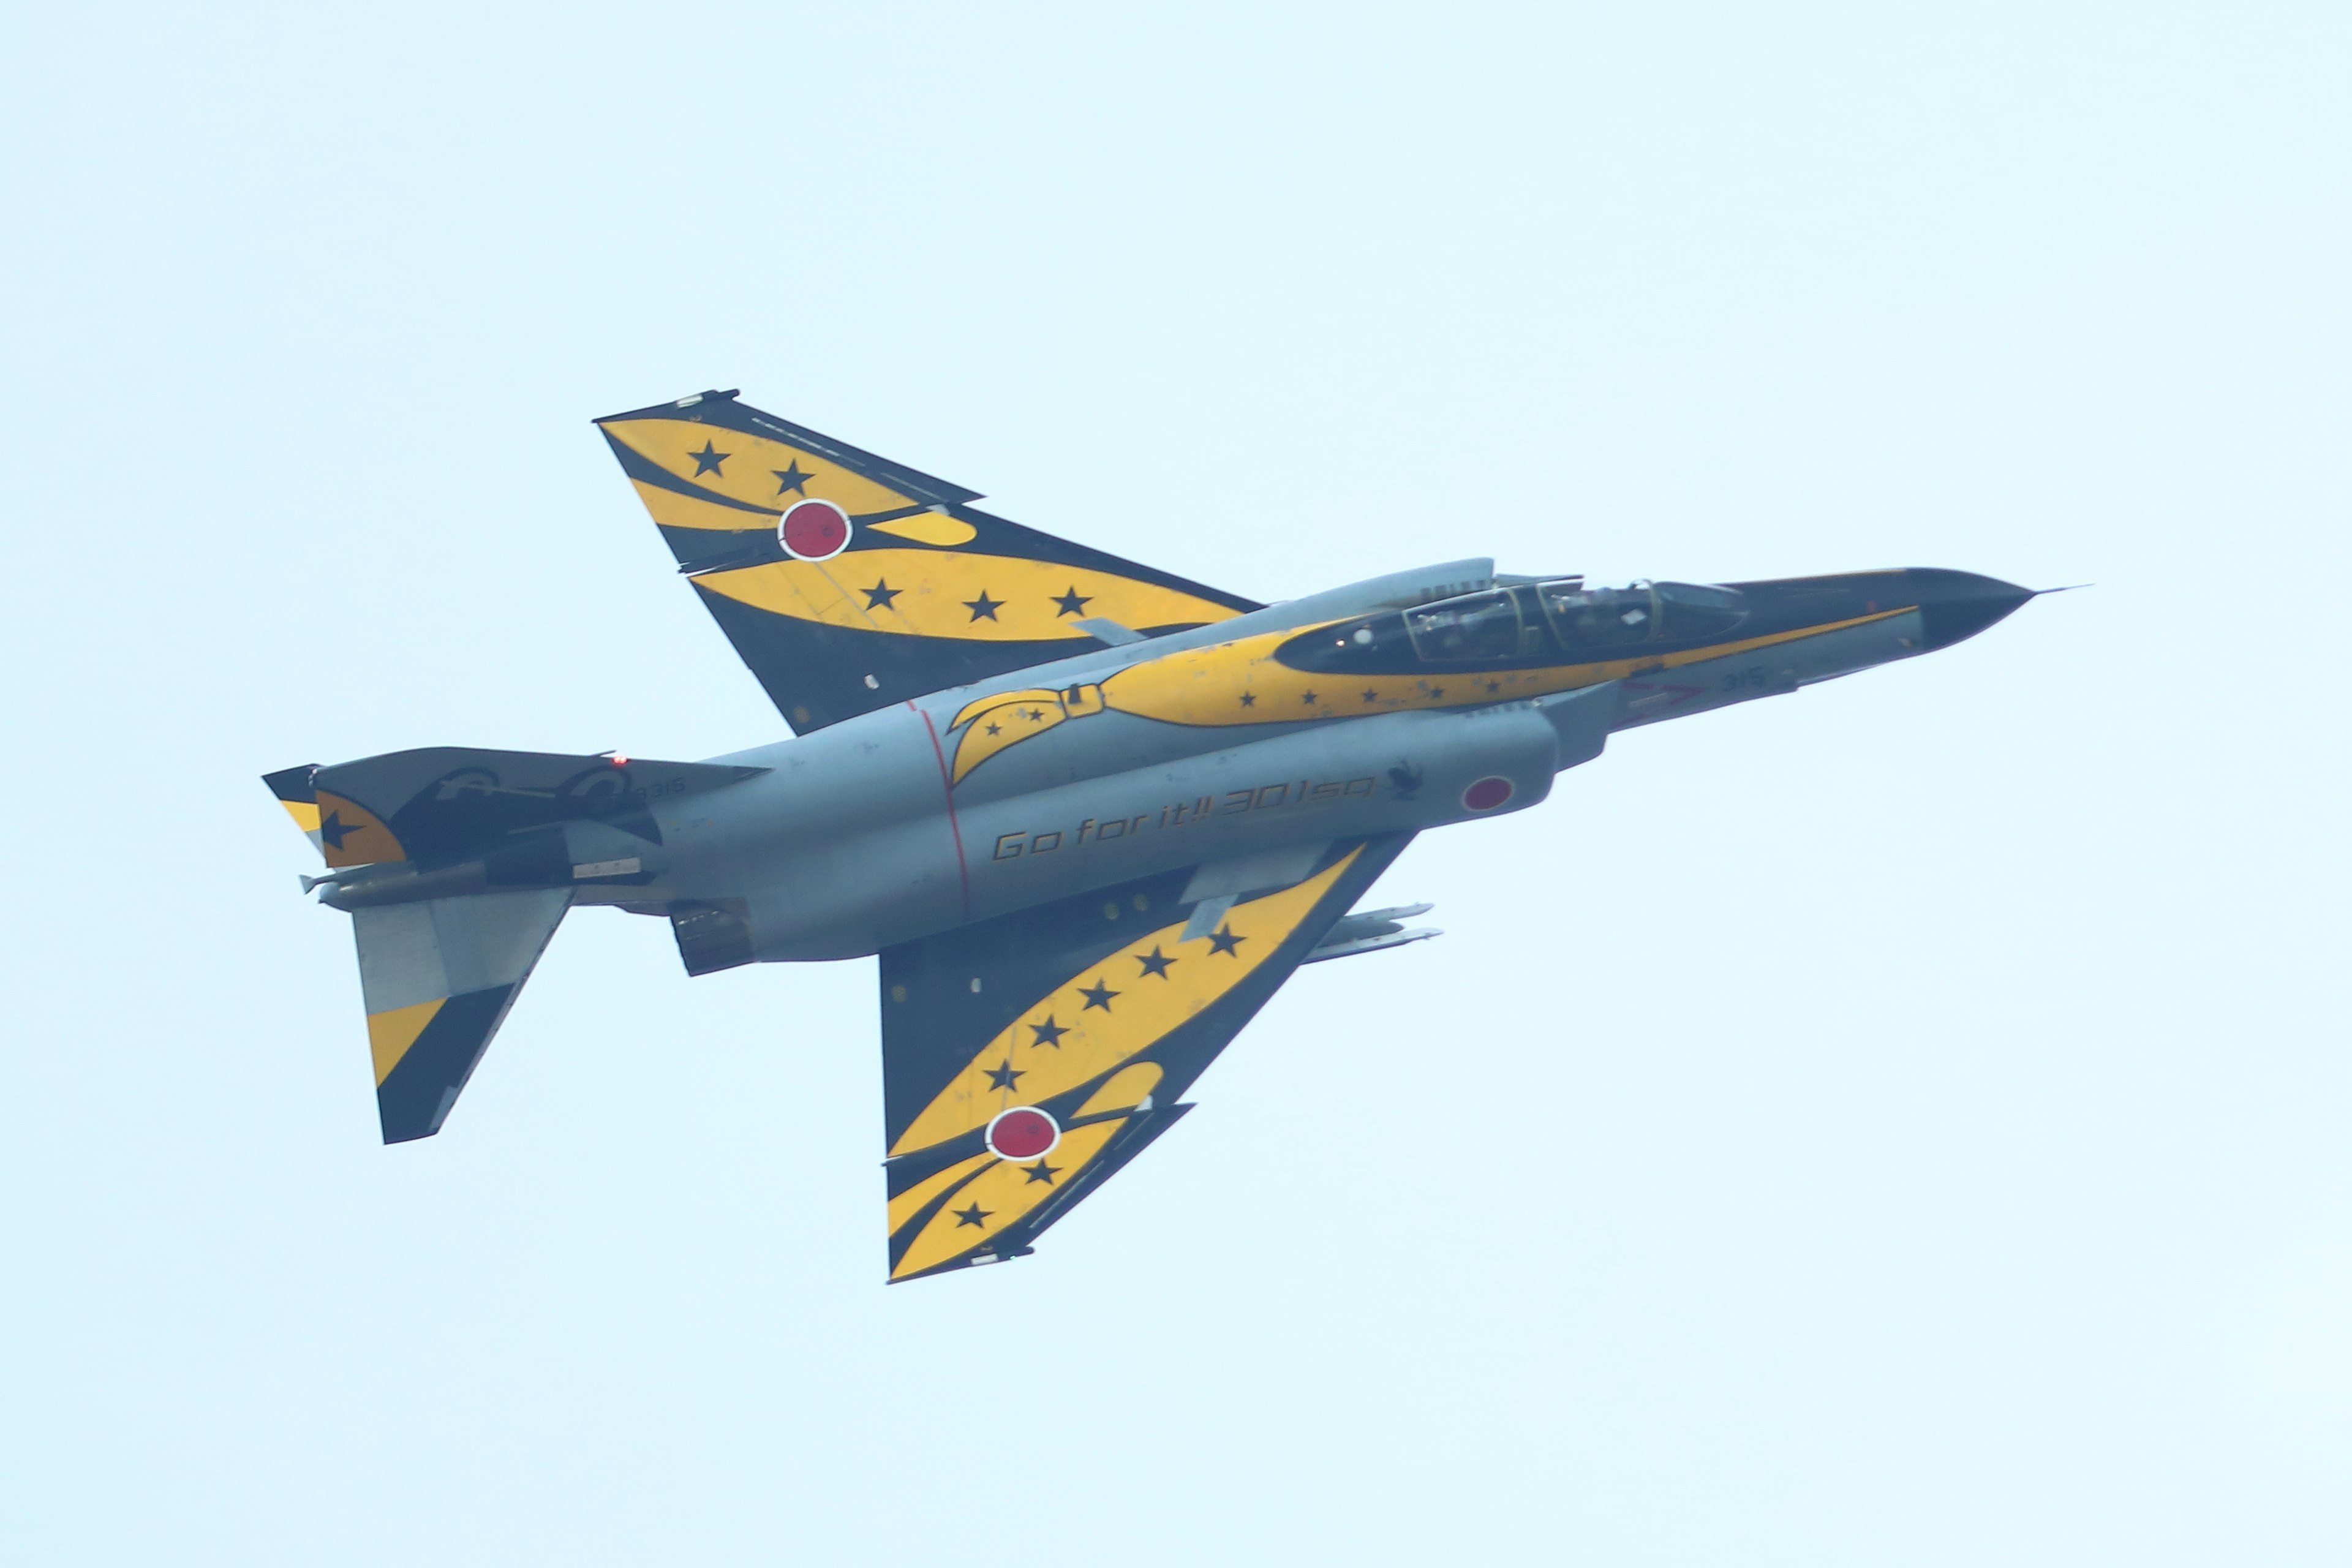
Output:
(889, 1119), (1127, 1280)
(279, 800), (321, 833)
(366, 999), (443, 1085)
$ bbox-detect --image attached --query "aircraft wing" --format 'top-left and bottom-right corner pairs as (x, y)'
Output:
(875, 834), (1414, 1283)
(595, 391), (1262, 734)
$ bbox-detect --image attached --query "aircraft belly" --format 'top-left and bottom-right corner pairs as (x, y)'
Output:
(742, 818), (968, 960)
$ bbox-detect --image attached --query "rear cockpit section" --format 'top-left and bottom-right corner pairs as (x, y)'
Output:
(1280, 579), (1751, 676)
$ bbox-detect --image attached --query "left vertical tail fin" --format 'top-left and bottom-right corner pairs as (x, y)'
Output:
(352, 890), (572, 1143)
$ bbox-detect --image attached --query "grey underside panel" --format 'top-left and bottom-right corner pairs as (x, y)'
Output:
(353, 889), (574, 1014)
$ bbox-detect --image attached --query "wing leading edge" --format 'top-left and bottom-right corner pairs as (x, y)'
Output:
(595, 391), (1262, 733)
(876, 834), (1415, 1283)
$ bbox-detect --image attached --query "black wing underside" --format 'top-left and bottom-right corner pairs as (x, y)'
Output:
(595, 392), (1261, 733)
(875, 833), (1414, 1283)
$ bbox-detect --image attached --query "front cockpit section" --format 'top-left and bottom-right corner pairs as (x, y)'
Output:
(1280, 578), (1751, 676)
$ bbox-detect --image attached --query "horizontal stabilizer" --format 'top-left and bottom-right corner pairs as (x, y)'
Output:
(270, 748), (767, 870)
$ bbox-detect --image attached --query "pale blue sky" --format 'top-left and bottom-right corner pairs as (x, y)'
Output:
(2, 5), (2346, 1563)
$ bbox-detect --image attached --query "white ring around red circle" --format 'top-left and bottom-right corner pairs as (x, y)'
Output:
(1461, 775), (1516, 812)
(777, 497), (853, 561)
(984, 1105), (1061, 1163)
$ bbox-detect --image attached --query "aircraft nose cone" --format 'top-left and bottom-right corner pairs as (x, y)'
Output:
(1913, 570), (2035, 651)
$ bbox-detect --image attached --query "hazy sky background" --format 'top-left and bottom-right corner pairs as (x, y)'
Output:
(3, 4), (2346, 1562)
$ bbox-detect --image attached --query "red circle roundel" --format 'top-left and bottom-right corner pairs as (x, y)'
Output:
(985, 1106), (1060, 1162)
(1462, 775), (1515, 812)
(778, 497), (851, 561)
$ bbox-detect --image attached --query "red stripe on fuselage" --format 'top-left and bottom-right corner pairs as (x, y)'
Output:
(911, 702), (972, 921)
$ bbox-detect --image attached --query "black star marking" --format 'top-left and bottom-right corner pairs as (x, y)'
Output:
(1238, 692), (1257, 708)
(1362, 689), (1379, 703)
(1301, 690), (1320, 705)
(1486, 679), (1501, 693)
(984, 1060), (1024, 1091)
(1079, 978), (1120, 1011)
(862, 579), (902, 611)
(688, 440), (730, 477)
(1429, 685), (1446, 699)
(1136, 946), (1177, 979)
(1208, 925), (1247, 957)
(962, 590), (1002, 622)
(1022, 1161), (1061, 1186)
(953, 1202), (991, 1229)
(1051, 585), (1092, 617)
(318, 810), (354, 850)
(771, 461), (812, 496)
(985, 722), (1001, 736)
(1028, 1016), (1067, 1048)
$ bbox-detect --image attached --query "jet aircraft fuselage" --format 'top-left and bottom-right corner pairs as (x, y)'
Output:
(315, 560), (2029, 962)
(268, 391), (2036, 1282)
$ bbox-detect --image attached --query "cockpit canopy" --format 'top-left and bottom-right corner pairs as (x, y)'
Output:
(1286, 578), (1749, 674)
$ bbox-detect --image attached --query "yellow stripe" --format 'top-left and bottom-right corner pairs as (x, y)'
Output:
(1102, 609), (1912, 728)
(628, 477), (773, 533)
(945, 610), (1912, 784)
(867, 514), (978, 547)
(279, 800), (320, 833)
(600, 417), (922, 515)
(888, 849), (1362, 1156)
(696, 551), (1238, 644)
(366, 998), (443, 1085)
(886, 1152), (997, 1237)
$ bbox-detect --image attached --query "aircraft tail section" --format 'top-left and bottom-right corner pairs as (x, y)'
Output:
(353, 890), (571, 1142)
(263, 747), (767, 875)
(262, 747), (767, 1142)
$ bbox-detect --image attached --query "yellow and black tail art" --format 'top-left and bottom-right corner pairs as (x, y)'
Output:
(262, 748), (769, 1141)
(873, 834), (1413, 1282)
(595, 391), (1261, 733)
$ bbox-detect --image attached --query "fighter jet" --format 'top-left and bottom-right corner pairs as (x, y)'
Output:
(265, 390), (2037, 1282)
